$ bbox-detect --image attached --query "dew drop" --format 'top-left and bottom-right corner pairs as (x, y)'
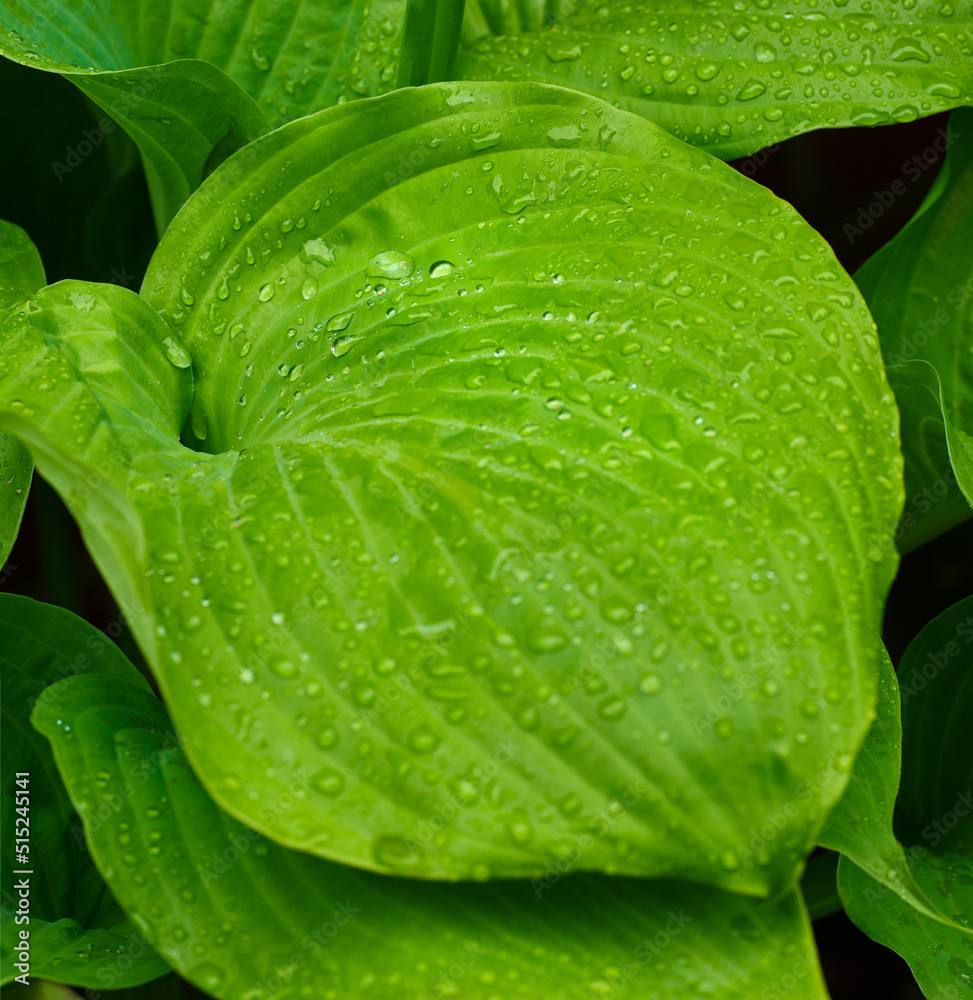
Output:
(429, 260), (455, 278)
(162, 337), (192, 369)
(367, 250), (415, 280)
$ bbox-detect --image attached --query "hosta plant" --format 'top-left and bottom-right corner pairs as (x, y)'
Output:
(0, 1), (971, 998)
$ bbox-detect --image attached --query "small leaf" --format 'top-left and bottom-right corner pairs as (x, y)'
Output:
(0, 594), (169, 989)
(397, 0), (469, 87)
(0, 220), (44, 567)
(837, 596), (973, 1000)
(895, 595), (973, 854)
(818, 648), (960, 929)
(856, 107), (973, 552)
(840, 851), (973, 1000)
(456, 1), (973, 159)
(33, 669), (831, 1000)
(0, 1), (413, 229)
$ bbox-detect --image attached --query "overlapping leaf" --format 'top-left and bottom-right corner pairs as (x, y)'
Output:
(0, 0), (409, 228)
(33, 664), (830, 1000)
(465, 0), (551, 36)
(0, 221), (44, 566)
(837, 596), (973, 1000)
(397, 0), (468, 87)
(1, 82), (902, 894)
(817, 647), (963, 929)
(856, 107), (973, 553)
(0, 595), (169, 989)
(456, 0), (973, 159)
(896, 599), (973, 854)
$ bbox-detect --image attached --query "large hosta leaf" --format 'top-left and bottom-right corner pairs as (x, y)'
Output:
(0, 0), (408, 229)
(2, 82), (902, 894)
(0, 220), (44, 566)
(837, 596), (973, 999)
(33, 666), (831, 1000)
(456, 0), (973, 159)
(856, 107), (973, 553)
(0, 595), (169, 988)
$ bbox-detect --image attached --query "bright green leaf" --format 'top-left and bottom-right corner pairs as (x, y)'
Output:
(0, 594), (169, 989)
(817, 648), (959, 929)
(0, 280), (192, 627)
(0, 0), (411, 229)
(71, 63), (271, 234)
(0, 220), (45, 310)
(455, 1), (973, 159)
(840, 851), (973, 1000)
(0, 432), (30, 568)
(837, 596), (973, 999)
(855, 107), (973, 552)
(3, 82), (902, 894)
(0, 219), (44, 566)
(33, 669), (831, 1000)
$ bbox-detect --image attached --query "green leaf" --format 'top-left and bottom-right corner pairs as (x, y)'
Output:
(4, 82), (902, 895)
(0, 220), (44, 566)
(0, 57), (155, 288)
(455, 1), (973, 159)
(2, 919), (166, 991)
(817, 648), (958, 928)
(0, 432), (31, 567)
(895, 595), (973, 854)
(0, 0), (413, 229)
(465, 0), (550, 36)
(0, 279), (193, 635)
(0, 220), (45, 310)
(72, 63), (271, 234)
(33, 670), (831, 1000)
(855, 107), (973, 552)
(398, 0), (468, 87)
(837, 596), (973, 999)
(840, 851), (973, 1000)
(2, 975), (185, 1000)
(0, 594), (169, 989)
